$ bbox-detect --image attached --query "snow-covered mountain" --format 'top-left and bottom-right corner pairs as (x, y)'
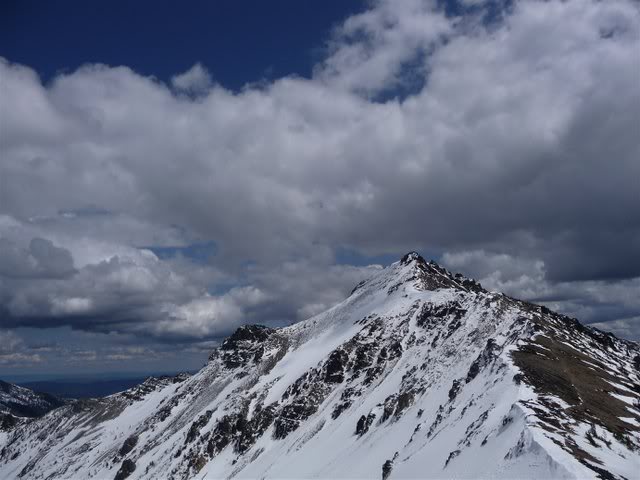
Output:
(0, 380), (64, 419)
(1, 253), (638, 479)
(0, 380), (66, 433)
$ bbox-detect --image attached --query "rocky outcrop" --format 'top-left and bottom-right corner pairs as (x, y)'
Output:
(114, 459), (135, 480)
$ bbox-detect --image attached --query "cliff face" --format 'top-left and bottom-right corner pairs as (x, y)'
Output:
(1, 253), (638, 480)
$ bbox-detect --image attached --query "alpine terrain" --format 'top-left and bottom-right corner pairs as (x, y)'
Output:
(0, 381), (66, 433)
(1, 253), (638, 479)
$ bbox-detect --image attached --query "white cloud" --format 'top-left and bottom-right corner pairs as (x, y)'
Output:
(316, 0), (452, 96)
(0, 0), (638, 345)
(171, 62), (212, 94)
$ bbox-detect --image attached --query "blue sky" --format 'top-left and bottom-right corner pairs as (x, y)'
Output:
(1, 0), (639, 378)
(0, 0), (366, 89)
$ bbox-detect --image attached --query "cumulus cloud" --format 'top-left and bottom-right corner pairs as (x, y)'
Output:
(316, 0), (452, 96)
(0, 237), (75, 279)
(0, 217), (376, 341)
(0, 0), (639, 351)
(0, 227), (223, 338)
(171, 63), (212, 94)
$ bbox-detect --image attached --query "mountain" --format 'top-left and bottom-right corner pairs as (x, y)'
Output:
(18, 375), (197, 399)
(1, 253), (638, 479)
(0, 380), (67, 432)
(0, 380), (67, 418)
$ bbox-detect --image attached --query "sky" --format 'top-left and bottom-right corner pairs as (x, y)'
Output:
(0, 0), (639, 378)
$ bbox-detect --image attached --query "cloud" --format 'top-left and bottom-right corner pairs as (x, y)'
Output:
(590, 317), (640, 341)
(0, 237), (75, 279)
(0, 0), (638, 348)
(315, 0), (452, 96)
(0, 330), (42, 365)
(0, 230), (222, 338)
(0, 217), (376, 341)
(171, 63), (212, 94)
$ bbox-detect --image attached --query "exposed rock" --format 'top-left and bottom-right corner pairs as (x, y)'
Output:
(325, 349), (348, 383)
(355, 413), (376, 436)
(114, 459), (135, 480)
(118, 434), (138, 457)
(186, 410), (213, 444)
(216, 325), (278, 369)
(448, 379), (462, 402)
(444, 449), (461, 467)
(382, 459), (394, 480)
(466, 339), (499, 383)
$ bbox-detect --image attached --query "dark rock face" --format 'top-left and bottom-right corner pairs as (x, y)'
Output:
(114, 459), (135, 480)
(222, 325), (274, 348)
(382, 459), (393, 480)
(0, 413), (18, 432)
(236, 404), (277, 454)
(208, 325), (289, 377)
(381, 452), (398, 480)
(274, 373), (330, 440)
(396, 391), (414, 415)
(217, 325), (278, 369)
(325, 349), (348, 383)
(186, 411), (213, 444)
(448, 379), (462, 402)
(417, 302), (466, 325)
(201, 402), (278, 463)
(466, 339), (499, 383)
(356, 413), (376, 436)
(444, 449), (461, 467)
(119, 434), (138, 456)
(206, 414), (239, 457)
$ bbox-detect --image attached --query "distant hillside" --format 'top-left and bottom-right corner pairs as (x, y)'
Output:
(18, 378), (152, 399)
(0, 380), (66, 418)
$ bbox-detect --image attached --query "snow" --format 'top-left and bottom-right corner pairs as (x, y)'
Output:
(620, 416), (640, 427)
(610, 391), (637, 406)
(1, 255), (638, 480)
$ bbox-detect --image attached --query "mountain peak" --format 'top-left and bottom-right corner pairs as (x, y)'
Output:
(397, 253), (485, 294)
(400, 251), (426, 265)
(351, 252), (485, 298)
(2, 258), (638, 480)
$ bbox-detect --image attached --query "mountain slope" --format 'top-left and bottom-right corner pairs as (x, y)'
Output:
(0, 380), (66, 419)
(0, 380), (67, 434)
(1, 253), (638, 479)
(0, 379), (67, 444)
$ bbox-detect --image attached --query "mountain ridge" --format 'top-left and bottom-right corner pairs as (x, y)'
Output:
(0, 380), (67, 417)
(1, 253), (638, 479)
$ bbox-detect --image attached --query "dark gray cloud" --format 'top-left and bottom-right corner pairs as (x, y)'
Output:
(0, 0), (639, 363)
(0, 218), (377, 342)
(0, 329), (42, 365)
(0, 237), (74, 279)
